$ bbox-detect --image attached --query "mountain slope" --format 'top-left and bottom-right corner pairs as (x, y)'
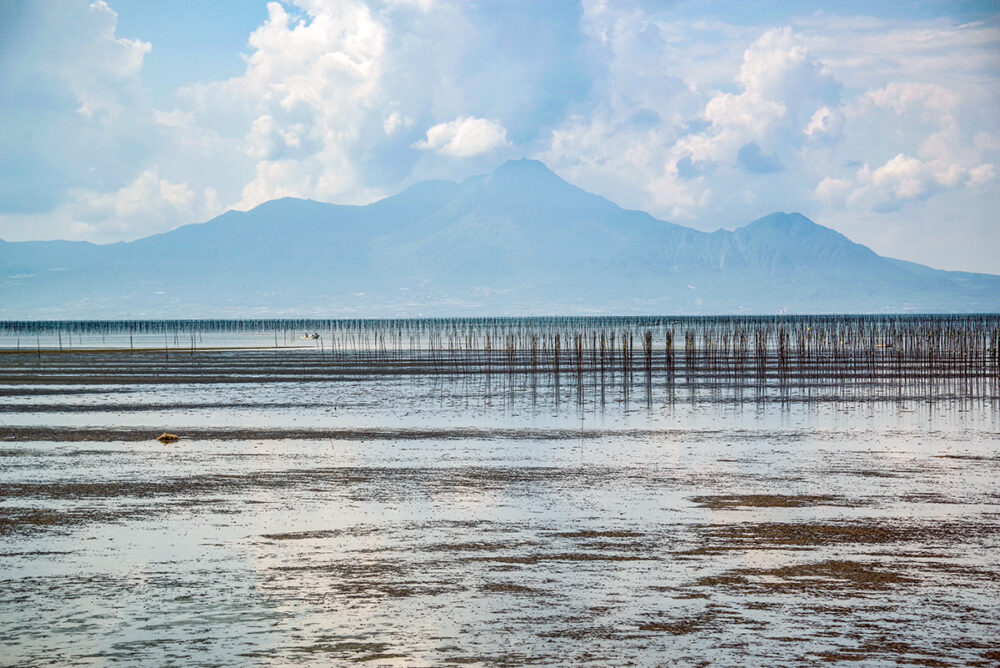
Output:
(2, 159), (998, 317)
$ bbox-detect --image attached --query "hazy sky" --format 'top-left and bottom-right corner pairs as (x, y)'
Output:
(1, 0), (998, 272)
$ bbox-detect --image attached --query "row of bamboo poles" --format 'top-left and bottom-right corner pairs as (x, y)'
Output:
(2, 316), (998, 379)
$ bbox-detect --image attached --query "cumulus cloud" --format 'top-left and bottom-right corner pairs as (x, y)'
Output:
(814, 153), (994, 210)
(804, 106), (843, 140)
(541, 23), (840, 220)
(222, 0), (389, 209)
(0, 170), (221, 242)
(58, 1), (151, 122)
(73, 170), (219, 236)
(810, 77), (996, 212)
(413, 117), (510, 157)
(676, 27), (839, 170)
(854, 154), (940, 204)
(968, 163), (997, 186)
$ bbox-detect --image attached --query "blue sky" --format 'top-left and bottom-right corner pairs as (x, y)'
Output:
(1, 0), (998, 273)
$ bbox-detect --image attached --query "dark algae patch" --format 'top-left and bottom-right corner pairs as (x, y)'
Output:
(471, 552), (654, 564)
(480, 582), (540, 595)
(698, 520), (997, 548)
(690, 494), (850, 509)
(549, 529), (645, 538)
(695, 560), (918, 593)
(638, 614), (716, 635)
(812, 639), (989, 666)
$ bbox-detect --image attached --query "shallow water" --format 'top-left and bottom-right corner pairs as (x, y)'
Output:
(1, 347), (999, 666)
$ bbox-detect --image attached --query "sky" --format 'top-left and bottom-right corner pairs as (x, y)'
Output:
(1, 0), (998, 273)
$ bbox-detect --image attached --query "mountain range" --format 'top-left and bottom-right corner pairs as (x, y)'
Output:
(2, 159), (998, 317)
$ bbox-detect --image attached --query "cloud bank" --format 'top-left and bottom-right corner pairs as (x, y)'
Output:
(0, 0), (997, 272)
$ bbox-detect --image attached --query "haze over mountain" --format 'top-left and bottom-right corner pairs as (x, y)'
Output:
(2, 159), (998, 318)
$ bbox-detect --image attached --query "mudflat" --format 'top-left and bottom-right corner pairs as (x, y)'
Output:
(1, 338), (998, 666)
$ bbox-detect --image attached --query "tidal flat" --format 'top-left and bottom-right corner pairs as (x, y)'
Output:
(1, 317), (999, 666)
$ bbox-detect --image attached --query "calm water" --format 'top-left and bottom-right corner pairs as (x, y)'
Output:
(1, 317), (998, 666)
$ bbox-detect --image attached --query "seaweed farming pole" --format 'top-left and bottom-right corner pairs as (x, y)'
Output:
(643, 330), (653, 377)
(623, 331), (631, 375)
(665, 329), (674, 379)
(1, 315), (997, 396)
(993, 326), (1000, 376)
(554, 333), (560, 376)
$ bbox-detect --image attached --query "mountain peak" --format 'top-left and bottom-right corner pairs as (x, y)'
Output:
(496, 157), (550, 172)
(738, 212), (851, 243)
(744, 212), (817, 230)
(260, 195), (328, 207)
(490, 158), (565, 184)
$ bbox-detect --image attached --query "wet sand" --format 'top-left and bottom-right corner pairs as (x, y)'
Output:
(1, 348), (999, 666)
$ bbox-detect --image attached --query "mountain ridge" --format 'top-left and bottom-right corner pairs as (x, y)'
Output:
(1, 160), (998, 317)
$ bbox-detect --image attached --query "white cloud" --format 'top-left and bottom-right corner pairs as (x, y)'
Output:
(864, 154), (938, 201)
(383, 110), (413, 134)
(73, 170), (216, 235)
(812, 177), (853, 206)
(413, 117), (510, 157)
(865, 82), (959, 120)
(968, 163), (997, 187)
(228, 0), (388, 209)
(809, 75), (996, 212)
(677, 27), (839, 167)
(168, 0), (393, 211)
(67, 1), (151, 122)
(0, 170), (222, 242)
(541, 24), (841, 220)
(813, 152), (994, 209)
(804, 106), (842, 139)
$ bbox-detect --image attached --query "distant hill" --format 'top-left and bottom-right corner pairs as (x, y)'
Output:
(2, 159), (998, 317)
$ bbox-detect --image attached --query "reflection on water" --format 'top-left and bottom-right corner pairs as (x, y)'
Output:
(1, 330), (999, 665)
